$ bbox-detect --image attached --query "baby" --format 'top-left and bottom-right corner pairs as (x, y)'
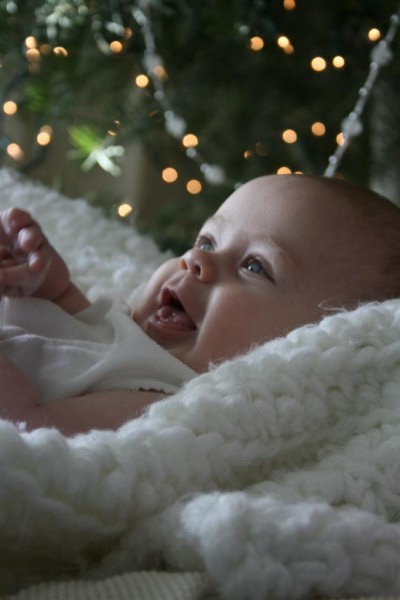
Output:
(1, 174), (399, 435)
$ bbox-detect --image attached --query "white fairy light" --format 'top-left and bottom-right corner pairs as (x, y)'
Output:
(325, 9), (400, 177)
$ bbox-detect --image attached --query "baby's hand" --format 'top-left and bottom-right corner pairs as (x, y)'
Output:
(0, 207), (52, 297)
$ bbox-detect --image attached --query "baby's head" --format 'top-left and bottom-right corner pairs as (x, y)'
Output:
(133, 174), (400, 372)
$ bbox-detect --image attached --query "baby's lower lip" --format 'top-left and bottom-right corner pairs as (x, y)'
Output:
(147, 306), (197, 336)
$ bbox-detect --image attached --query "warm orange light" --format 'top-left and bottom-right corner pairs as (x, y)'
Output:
(26, 48), (40, 61)
(186, 179), (202, 194)
(182, 134), (198, 148)
(332, 55), (345, 68)
(117, 203), (133, 217)
(283, 0), (296, 10)
(40, 43), (52, 55)
(3, 100), (17, 115)
(250, 36), (264, 51)
(25, 36), (37, 49)
(53, 46), (68, 57)
(336, 132), (345, 146)
(243, 150), (252, 159)
(153, 65), (168, 80)
(282, 129), (297, 143)
(311, 57), (327, 71)
(7, 143), (24, 161)
(162, 167), (178, 183)
(110, 40), (123, 53)
(368, 28), (381, 41)
(277, 166), (292, 174)
(283, 43), (294, 55)
(277, 36), (290, 48)
(135, 74), (149, 88)
(36, 125), (52, 146)
(311, 121), (326, 136)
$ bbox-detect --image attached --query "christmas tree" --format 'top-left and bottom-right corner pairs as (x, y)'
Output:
(1, 0), (399, 253)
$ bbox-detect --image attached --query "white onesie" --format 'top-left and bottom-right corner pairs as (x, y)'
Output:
(0, 297), (197, 403)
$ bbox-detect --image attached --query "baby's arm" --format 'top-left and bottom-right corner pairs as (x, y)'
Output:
(0, 353), (38, 423)
(0, 208), (90, 313)
(0, 384), (164, 435)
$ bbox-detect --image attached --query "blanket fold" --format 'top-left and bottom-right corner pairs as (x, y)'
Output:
(0, 169), (399, 599)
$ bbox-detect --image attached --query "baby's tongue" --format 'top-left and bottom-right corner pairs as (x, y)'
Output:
(157, 305), (196, 330)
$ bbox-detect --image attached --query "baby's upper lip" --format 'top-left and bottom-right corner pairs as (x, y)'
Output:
(158, 285), (197, 326)
(159, 286), (181, 308)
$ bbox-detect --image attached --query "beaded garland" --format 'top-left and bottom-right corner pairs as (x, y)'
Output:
(325, 8), (400, 177)
(135, 1), (400, 184)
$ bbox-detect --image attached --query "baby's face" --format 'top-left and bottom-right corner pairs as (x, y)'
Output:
(133, 175), (373, 372)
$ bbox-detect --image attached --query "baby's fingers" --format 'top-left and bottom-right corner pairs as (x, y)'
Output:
(0, 261), (49, 296)
(0, 207), (33, 239)
(16, 222), (47, 255)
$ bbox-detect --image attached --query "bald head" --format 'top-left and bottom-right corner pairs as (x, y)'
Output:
(294, 175), (400, 302)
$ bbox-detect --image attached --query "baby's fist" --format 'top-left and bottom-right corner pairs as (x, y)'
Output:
(0, 207), (51, 297)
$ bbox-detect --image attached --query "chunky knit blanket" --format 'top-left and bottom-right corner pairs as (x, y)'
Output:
(0, 168), (399, 600)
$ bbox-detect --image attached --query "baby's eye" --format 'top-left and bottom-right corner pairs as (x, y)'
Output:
(194, 236), (214, 252)
(244, 257), (273, 280)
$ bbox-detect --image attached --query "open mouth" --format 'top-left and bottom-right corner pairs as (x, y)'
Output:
(155, 288), (197, 331)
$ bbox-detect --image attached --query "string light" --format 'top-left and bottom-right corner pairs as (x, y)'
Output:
(325, 9), (400, 176)
(53, 46), (68, 57)
(283, 43), (294, 55)
(36, 125), (52, 146)
(135, 74), (149, 88)
(310, 57), (327, 72)
(3, 100), (17, 115)
(24, 36), (37, 49)
(162, 167), (178, 183)
(186, 179), (202, 194)
(182, 134), (198, 148)
(311, 121), (326, 136)
(277, 36), (290, 48)
(249, 36), (264, 51)
(40, 43), (52, 55)
(153, 65), (168, 80)
(282, 129), (297, 143)
(7, 143), (24, 160)
(368, 28), (381, 41)
(277, 35), (294, 54)
(117, 202), (133, 217)
(332, 55), (345, 68)
(283, 0), (296, 10)
(336, 132), (345, 146)
(106, 120), (120, 137)
(109, 40), (123, 53)
(26, 48), (40, 61)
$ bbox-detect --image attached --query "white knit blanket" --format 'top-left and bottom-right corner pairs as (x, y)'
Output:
(0, 168), (400, 600)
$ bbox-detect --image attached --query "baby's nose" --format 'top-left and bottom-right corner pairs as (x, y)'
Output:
(180, 248), (216, 282)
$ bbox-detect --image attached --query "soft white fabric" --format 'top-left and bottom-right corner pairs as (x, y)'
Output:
(4, 571), (210, 600)
(0, 168), (399, 600)
(0, 296), (196, 402)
